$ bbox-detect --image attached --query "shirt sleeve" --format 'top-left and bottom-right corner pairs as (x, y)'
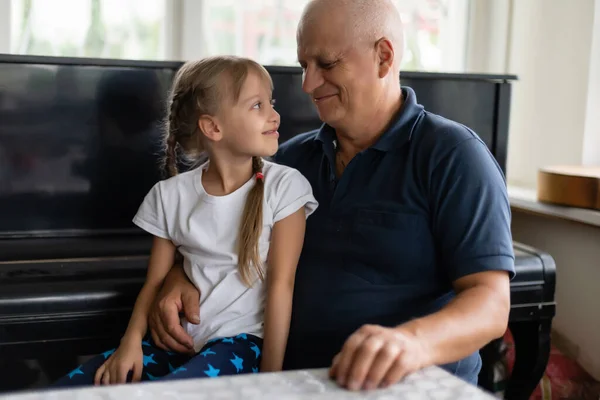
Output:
(430, 137), (516, 281)
(271, 168), (319, 223)
(132, 181), (170, 240)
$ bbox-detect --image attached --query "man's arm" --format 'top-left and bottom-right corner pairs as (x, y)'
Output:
(329, 270), (509, 390)
(330, 136), (515, 391)
(400, 270), (510, 366)
(148, 262), (201, 353)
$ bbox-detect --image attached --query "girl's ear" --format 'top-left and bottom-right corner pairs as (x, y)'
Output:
(198, 115), (223, 142)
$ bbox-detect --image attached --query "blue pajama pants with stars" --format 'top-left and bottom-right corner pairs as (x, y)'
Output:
(53, 333), (262, 387)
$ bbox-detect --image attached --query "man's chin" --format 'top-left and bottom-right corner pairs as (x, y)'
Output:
(317, 111), (343, 127)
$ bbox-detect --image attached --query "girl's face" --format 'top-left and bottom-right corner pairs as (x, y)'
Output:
(213, 70), (280, 159)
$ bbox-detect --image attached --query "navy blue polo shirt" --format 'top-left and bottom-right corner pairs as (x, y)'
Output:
(275, 86), (515, 384)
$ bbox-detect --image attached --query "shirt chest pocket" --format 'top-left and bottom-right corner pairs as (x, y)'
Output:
(345, 208), (435, 285)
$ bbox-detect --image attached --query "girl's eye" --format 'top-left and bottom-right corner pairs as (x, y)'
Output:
(252, 100), (275, 110)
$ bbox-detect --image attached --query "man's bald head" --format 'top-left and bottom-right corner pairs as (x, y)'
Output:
(298, 0), (404, 69)
(296, 0), (405, 137)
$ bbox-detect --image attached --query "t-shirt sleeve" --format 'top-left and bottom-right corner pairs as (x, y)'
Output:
(132, 181), (170, 240)
(430, 137), (515, 281)
(271, 168), (319, 223)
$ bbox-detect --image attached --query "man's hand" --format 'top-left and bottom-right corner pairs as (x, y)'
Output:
(330, 271), (511, 392)
(329, 324), (429, 391)
(148, 264), (200, 354)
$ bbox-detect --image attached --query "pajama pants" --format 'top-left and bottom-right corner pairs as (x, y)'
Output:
(53, 333), (262, 388)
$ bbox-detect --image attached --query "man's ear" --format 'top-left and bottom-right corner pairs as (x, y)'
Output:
(375, 37), (395, 78)
(198, 115), (223, 142)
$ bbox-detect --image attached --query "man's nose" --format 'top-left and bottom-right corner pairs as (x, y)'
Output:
(302, 65), (325, 95)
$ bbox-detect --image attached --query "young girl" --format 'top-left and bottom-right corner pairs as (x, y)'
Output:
(54, 56), (318, 386)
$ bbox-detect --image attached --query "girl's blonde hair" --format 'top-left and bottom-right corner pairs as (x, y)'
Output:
(163, 55), (273, 287)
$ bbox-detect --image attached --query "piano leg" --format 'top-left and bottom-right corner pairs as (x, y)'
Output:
(504, 320), (552, 400)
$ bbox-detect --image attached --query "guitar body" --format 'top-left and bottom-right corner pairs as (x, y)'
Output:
(537, 166), (600, 210)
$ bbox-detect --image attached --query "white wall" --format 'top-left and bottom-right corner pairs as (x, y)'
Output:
(504, 0), (600, 188)
(469, 0), (600, 381)
(511, 209), (600, 380)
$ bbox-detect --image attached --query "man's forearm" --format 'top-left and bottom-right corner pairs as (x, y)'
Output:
(147, 258), (201, 353)
(162, 261), (191, 290)
(399, 284), (510, 367)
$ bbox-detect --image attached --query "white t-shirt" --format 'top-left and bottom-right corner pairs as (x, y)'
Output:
(132, 159), (318, 352)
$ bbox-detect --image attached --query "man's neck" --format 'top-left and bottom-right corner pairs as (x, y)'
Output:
(335, 90), (403, 159)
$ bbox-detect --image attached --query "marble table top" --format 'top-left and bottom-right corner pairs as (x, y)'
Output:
(1, 366), (497, 400)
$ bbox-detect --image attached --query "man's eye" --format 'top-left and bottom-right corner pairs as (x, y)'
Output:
(319, 61), (335, 69)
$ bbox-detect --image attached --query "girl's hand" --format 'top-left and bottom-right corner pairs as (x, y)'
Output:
(94, 338), (144, 385)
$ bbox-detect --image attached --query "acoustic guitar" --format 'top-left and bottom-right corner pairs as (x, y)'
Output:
(537, 166), (600, 210)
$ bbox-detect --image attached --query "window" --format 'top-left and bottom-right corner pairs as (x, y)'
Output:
(201, 0), (308, 66)
(391, 0), (469, 72)
(4, 0), (469, 72)
(201, 0), (470, 71)
(9, 0), (167, 60)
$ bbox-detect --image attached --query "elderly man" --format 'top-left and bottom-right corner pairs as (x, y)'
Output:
(148, 0), (515, 391)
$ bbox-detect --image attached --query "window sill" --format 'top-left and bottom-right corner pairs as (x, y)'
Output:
(508, 186), (600, 228)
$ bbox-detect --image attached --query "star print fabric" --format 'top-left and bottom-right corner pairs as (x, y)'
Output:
(53, 334), (263, 387)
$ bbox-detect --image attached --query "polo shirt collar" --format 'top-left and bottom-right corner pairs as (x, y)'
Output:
(314, 86), (424, 152)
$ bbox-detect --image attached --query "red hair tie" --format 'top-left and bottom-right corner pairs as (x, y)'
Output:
(256, 172), (264, 181)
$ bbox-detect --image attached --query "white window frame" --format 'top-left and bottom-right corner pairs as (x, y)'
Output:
(163, 0), (183, 60)
(0, 0), (10, 54)
(437, 0), (471, 72)
(582, 1), (600, 166)
(464, 0), (512, 74)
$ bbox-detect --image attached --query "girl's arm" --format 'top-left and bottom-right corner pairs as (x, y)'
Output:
(260, 207), (307, 372)
(120, 236), (177, 346)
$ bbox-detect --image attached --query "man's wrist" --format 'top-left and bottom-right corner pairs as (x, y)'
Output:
(164, 262), (186, 286)
(395, 319), (434, 370)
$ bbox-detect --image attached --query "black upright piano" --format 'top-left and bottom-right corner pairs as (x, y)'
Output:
(0, 55), (555, 399)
